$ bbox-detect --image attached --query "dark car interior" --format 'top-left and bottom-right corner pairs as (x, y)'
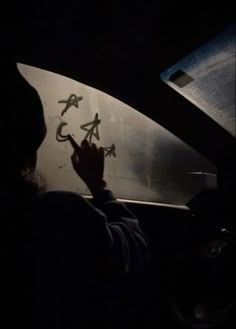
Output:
(2, 2), (235, 328)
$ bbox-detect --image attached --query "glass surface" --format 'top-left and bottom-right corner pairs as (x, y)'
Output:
(18, 63), (216, 205)
(161, 24), (236, 136)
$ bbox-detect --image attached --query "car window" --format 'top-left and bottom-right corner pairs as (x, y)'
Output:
(18, 63), (216, 205)
(161, 24), (236, 137)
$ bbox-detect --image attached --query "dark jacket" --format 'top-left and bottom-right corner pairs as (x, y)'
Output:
(1, 189), (148, 329)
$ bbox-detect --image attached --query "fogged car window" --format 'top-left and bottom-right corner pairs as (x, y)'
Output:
(18, 63), (216, 205)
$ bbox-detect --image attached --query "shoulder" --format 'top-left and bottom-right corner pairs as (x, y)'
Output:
(28, 191), (99, 220)
(36, 191), (89, 207)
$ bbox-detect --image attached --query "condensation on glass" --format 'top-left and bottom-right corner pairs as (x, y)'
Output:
(161, 24), (236, 137)
(18, 63), (216, 205)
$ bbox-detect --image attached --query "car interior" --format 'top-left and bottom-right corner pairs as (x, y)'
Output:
(2, 2), (235, 328)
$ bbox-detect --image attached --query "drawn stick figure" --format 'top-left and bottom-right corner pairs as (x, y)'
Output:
(80, 113), (101, 143)
(58, 94), (83, 116)
(104, 144), (116, 157)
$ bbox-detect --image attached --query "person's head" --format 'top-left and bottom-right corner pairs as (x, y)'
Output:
(1, 61), (47, 194)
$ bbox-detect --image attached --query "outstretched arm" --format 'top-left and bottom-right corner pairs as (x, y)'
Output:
(68, 136), (148, 273)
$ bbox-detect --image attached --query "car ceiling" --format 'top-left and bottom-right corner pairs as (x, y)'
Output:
(2, 1), (235, 166)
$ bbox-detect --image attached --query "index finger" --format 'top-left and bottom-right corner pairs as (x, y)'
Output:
(68, 135), (81, 153)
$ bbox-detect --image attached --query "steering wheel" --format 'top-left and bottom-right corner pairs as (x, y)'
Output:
(167, 214), (235, 328)
(165, 185), (235, 328)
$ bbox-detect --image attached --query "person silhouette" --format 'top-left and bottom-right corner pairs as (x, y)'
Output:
(0, 60), (148, 329)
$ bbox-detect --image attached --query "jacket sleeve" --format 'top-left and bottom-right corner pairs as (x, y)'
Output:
(33, 190), (148, 276)
(90, 189), (149, 274)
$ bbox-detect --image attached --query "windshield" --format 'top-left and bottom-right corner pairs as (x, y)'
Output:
(161, 24), (236, 137)
(18, 63), (216, 205)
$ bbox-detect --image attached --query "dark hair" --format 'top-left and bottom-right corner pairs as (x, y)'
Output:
(1, 60), (47, 194)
